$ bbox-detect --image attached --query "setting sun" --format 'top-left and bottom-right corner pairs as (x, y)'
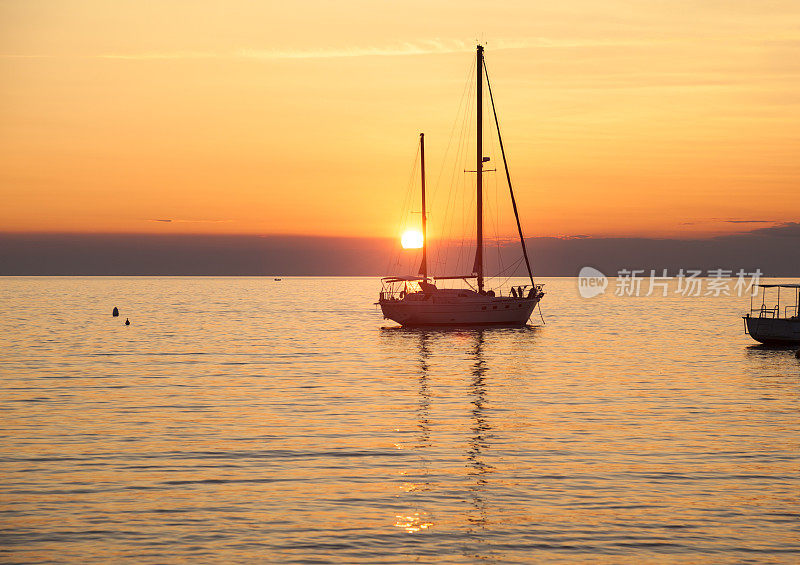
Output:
(401, 230), (423, 249)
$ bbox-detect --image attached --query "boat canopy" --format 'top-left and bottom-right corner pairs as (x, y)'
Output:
(382, 274), (478, 283)
(381, 276), (424, 283)
(757, 283), (800, 289)
(433, 275), (478, 280)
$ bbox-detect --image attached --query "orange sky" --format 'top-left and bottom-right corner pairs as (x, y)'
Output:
(1, 1), (799, 239)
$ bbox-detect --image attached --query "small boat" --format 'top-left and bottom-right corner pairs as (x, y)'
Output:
(378, 45), (544, 327)
(743, 283), (800, 344)
(274, 278), (282, 281)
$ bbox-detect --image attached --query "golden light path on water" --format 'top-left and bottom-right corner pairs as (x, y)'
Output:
(0, 277), (798, 563)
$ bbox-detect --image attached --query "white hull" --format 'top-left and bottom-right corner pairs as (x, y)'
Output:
(380, 294), (540, 327)
(744, 316), (800, 344)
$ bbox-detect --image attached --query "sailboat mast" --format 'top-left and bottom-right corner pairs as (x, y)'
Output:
(419, 132), (427, 282)
(474, 44), (485, 292)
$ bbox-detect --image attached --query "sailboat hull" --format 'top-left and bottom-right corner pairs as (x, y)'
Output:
(380, 296), (540, 327)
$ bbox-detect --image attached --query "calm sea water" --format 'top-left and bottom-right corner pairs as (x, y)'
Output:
(0, 276), (798, 563)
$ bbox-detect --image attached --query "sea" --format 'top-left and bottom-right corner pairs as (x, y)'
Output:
(1, 276), (798, 563)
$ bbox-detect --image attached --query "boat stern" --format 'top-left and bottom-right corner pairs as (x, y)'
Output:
(744, 314), (800, 344)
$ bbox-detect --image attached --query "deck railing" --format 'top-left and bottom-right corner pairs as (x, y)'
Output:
(748, 305), (800, 319)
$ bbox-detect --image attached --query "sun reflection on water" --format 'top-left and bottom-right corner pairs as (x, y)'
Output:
(394, 512), (434, 533)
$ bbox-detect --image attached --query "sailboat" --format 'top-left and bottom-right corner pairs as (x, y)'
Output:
(378, 45), (544, 327)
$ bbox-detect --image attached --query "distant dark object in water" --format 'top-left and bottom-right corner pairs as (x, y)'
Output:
(112, 307), (119, 317)
(274, 278), (282, 281)
(125, 318), (130, 326)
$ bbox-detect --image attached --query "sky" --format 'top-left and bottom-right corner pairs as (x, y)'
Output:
(1, 1), (799, 242)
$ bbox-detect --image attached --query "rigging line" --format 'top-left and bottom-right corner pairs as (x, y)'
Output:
(428, 66), (475, 280)
(492, 163), (504, 279)
(386, 141), (420, 275)
(458, 79), (477, 278)
(488, 256), (524, 291)
(485, 254), (522, 280)
(458, 126), (476, 279)
(402, 145), (420, 234)
(442, 66), (474, 280)
(398, 145), (420, 272)
(492, 131), (505, 279)
(433, 57), (475, 276)
(484, 60), (536, 288)
(436, 57), (474, 261)
(483, 180), (504, 281)
(483, 93), (505, 280)
(497, 268), (522, 289)
(453, 91), (474, 276)
(455, 75), (474, 265)
(431, 57), (475, 214)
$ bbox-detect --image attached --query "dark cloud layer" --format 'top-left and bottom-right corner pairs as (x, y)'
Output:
(749, 222), (800, 238)
(0, 225), (798, 276)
